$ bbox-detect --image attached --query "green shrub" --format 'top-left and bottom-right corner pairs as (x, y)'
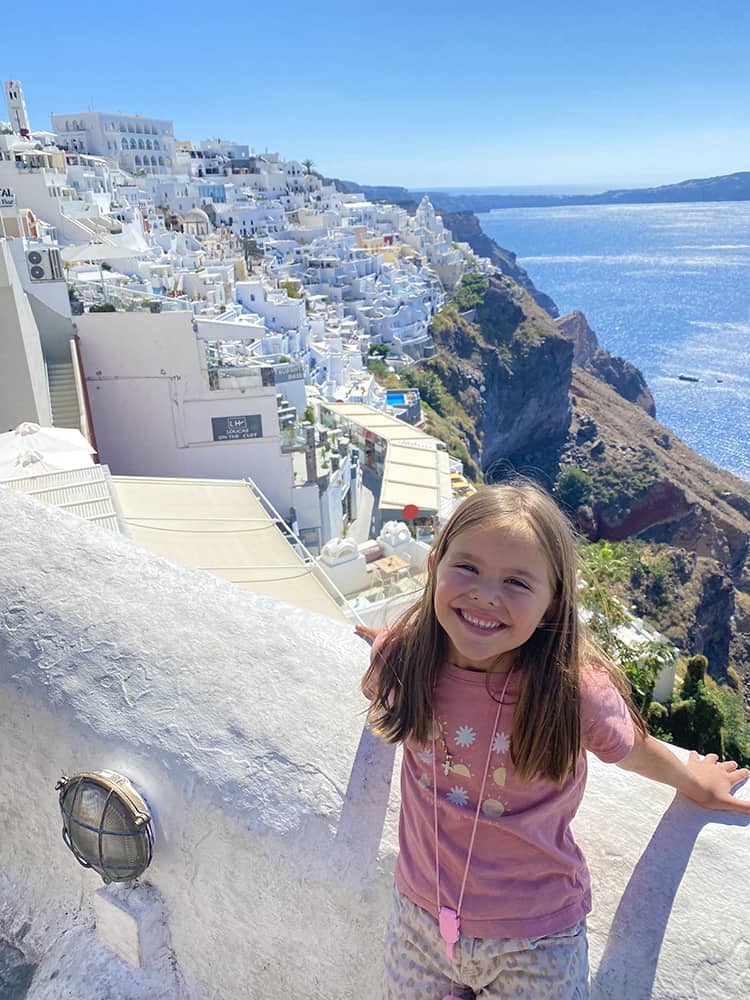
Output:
(452, 273), (489, 312)
(555, 465), (593, 510)
(400, 367), (448, 416)
(680, 655), (709, 699)
(279, 280), (301, 299)
(367, 358), (389, 378)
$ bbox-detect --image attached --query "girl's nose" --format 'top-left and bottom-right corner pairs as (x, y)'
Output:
(470, 583), (500, 606)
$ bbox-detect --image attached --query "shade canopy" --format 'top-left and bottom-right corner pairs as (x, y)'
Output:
(60, 242), (143, 264)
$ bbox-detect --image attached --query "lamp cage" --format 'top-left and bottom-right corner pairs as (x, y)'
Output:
(56, 771), (154, 883)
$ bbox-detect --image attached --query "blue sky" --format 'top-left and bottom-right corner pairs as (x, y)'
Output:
(3, 0), (749, 190)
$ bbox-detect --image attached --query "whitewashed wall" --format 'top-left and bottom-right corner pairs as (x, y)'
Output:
(1, 485), (749, 999)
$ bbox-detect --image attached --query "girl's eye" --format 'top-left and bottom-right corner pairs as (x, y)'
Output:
(456, 563), (478, 573)
(506, 578), (530, 590)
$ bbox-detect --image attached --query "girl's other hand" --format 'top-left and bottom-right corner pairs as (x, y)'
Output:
(355, 624), (381, 646)
(684, 751), (750, 814)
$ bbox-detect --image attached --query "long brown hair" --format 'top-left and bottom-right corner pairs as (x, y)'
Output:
(363, 478), (647, 784)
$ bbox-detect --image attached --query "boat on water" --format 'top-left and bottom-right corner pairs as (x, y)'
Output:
(677, 374), (700, 383)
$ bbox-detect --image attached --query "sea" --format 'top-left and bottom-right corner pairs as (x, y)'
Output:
(469, 200), (750, 482)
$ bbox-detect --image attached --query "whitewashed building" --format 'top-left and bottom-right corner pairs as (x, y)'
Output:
(50, 111), (177, 176)
(75, 311), (295, 516)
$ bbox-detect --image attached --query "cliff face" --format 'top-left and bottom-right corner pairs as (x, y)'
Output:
(556, 311), (656, 417)
(556, 310), (599, 365)
(563, 369), (750, 681)
(427, 275), (572, 481)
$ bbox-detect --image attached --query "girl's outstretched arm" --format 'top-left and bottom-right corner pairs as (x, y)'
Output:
(617, 734), (750, 814)
(354, 624), (381, 647)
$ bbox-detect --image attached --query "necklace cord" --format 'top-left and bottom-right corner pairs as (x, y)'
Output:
(432, 668), (513, 922)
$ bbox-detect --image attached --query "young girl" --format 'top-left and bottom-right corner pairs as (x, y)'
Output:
(359, 480), (750, 1000)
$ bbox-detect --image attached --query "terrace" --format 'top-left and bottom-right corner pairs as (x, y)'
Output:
(1, 485), (746, 999)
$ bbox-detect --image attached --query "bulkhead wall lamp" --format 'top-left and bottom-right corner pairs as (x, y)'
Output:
(56, 770), (154, 883)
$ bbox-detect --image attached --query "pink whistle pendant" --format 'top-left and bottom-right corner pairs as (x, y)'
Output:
(439, 906), (460, 960)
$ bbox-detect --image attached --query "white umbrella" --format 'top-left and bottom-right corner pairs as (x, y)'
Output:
(0, 424), (96, 481)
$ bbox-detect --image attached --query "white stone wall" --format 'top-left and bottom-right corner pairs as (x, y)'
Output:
(1, 485), (749, 999)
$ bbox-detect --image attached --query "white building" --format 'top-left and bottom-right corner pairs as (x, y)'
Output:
(75, 311), (295, 516)
(4, 79), (30, 136)
(0, 132), (146, 246)
(50, 111), (177, 176)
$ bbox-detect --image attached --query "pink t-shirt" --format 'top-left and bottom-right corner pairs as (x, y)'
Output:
(365, 642), (635, 940)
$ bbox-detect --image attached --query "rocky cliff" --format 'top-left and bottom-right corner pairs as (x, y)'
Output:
(438, 210), (559, 317)
(564, 368), (750, 684)
(426, 274), (572, 480)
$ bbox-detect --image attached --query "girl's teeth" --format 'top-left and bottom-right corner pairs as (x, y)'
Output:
(462, 612), (500, 630)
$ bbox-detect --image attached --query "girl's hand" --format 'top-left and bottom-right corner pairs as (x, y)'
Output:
(618, 736), (750, 815)
(683, 751), (750, 814)
(354, 624), (381, 647)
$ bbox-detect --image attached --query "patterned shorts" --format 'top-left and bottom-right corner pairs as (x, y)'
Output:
(383, 889), (590, 1000)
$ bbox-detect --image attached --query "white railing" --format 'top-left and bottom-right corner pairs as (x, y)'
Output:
(243, 477), (361, 622)
(69, 278), (193, 312)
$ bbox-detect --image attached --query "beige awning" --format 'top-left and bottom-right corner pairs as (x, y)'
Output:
(111, 476), (348, 621)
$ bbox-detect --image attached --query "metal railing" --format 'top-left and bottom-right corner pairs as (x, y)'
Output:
(243, 477), (361, 622)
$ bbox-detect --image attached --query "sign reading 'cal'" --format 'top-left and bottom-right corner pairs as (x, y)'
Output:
(0, 187), (16, 208)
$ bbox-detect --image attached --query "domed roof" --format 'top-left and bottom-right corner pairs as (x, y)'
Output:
(183, 207), (211, 224)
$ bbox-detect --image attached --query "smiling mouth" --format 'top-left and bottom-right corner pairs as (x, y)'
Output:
(456, 609), (506, 633)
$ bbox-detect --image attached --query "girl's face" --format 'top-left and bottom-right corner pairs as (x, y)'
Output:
(432, 522), (555, 672)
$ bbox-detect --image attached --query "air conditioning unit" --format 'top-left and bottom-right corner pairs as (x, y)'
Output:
(26, 247), (64, 282)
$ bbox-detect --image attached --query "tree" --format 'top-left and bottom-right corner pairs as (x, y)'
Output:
(302, 159), (315, 175)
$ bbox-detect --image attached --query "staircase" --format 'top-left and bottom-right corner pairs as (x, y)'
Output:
(47, 362), (81, 430)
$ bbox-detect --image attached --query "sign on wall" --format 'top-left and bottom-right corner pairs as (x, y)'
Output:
(0, 187), (16, 208)
(212, 414), (263, 442)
